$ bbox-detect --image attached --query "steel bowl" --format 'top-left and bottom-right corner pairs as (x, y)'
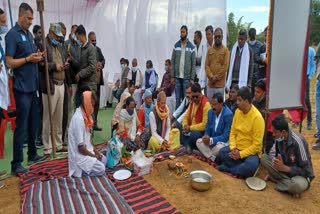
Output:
(189, 170), (213, 192)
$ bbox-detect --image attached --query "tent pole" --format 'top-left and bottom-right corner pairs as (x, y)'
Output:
(36, 0), (57, 158)
(7, 0), (13, 28)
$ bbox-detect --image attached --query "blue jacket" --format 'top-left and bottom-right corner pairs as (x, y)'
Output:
(204, 105), (233, 146)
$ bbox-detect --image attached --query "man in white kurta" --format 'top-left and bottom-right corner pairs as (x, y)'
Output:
(68, 107), (106, 177)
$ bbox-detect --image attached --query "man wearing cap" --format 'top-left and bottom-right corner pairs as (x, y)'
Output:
(5, 3), (46, 175)
(40, 23), (68, 159)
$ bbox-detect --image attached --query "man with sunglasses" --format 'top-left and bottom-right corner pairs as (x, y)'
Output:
(181, 83), (210, 153)
(205, 27), (229, 102)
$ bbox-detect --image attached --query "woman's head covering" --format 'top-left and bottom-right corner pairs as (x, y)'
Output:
(111, 92), (131, 126)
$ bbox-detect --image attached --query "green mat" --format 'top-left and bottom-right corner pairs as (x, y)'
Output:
(0, 107), (114, 173)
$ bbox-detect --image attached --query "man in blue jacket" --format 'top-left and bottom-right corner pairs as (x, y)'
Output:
(196, 92), (233, 162)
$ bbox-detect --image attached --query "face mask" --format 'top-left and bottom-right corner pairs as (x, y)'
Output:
(0, 26), (8, 34)
(92, 42), (96, 47)
(127, 108), (134, 115)
(193, 39), (197, 45)
(248, 40), (256, 46)
(51, 38), (59, 46)
(165, 66), (168, 71)
(275, 136), (284, 143)
(76, 39), (81, 46)
(131, 67), (137, 72)
(121, 64), (125, 69)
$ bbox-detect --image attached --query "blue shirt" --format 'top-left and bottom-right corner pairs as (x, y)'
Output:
(5, 22), (38, 93)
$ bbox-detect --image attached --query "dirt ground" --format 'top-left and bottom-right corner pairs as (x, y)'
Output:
(1, 81), (319, 213)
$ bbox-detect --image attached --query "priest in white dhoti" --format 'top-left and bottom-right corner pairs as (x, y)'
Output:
(68, 91), (107, 177)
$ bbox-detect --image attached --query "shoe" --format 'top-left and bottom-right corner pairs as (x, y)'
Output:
(218, 164), (231, 173)
(36, 141), (44, 149)
(0, 181), (4, 189)
(306, 124), (312, 131)
(28, 155), (48, 165)
(0, 170), (8, 180)
(57, 147), (68, 153)
(11, 165), (28, 176)
(93, 126), (103, 131)
(312, 142), (320, 150)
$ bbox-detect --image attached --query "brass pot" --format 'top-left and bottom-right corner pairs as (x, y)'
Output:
(189, 170), (212, 192)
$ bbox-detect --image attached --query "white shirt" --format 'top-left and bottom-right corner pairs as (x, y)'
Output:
(149, 111), (170, 144)
(0, 38), (9, 110)
(179, 45), (186, 78)
(215, 112), (222, 132)
(68, 108), (97, 177)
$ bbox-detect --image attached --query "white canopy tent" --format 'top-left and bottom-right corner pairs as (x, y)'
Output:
(0, 0), (227, 84)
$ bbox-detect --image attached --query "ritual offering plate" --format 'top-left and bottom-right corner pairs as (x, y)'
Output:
(113, 169), (132, 180)
(245, 177), (266, 191)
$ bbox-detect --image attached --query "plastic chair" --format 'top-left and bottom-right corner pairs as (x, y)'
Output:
(0, 78), (16, 158)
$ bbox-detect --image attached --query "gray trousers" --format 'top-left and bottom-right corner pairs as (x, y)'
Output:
(206, 87), (225, 102)
(261, 154), (309, 195)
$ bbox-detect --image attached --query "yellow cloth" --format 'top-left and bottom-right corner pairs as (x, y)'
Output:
(182, 100), (211, 132)
(148, 128), (181, 152)
(229, 105), (265, 158)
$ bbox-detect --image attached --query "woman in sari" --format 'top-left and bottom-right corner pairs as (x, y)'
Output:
(137, 89), (154, 149)
(111, 92), (131, 136)
(117, 97), (141, 151)
(148, 92), (180, 152)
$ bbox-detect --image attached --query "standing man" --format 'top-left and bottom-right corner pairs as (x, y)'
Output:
(171, 25), (196, 109)
(40, 23), (68, 158)
(305, 47), (315, 130)
(193, 30), (203, 83)
(74, 25), (97, 108)
(261, 114), (314, 197)
(248, 28), (263, 96)
(205, 28), (230, 102)
(5, 3), (46, 175)
(88, 31), (105, 131)
(199, 25), (215, 91)
(226, 29), (253, 91)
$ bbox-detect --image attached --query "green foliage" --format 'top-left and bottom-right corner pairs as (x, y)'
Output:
(310, 0), (320, 45)
(227, 12), (254, 50)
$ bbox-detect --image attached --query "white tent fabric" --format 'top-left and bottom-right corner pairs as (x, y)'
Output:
(0, 0), (226, 105)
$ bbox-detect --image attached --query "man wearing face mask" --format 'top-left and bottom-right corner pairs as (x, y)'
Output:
(74, 25), (97, 108)
(171, 25), (196, 109)
(88, 31), (105, 131)
(261, 114), (314, 197)
(40, 23), (68, 159)
(226, 29), (253, 91)
(127, 58), (143, 108)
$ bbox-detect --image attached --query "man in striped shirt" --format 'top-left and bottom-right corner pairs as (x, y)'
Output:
(261, 114), (314, 197)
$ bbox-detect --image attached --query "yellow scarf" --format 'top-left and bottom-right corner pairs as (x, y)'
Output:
(156, 103), (169, 120)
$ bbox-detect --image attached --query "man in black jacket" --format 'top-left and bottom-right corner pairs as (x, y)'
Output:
(261, 114), (314, 197)
(88, 31), (105, 131)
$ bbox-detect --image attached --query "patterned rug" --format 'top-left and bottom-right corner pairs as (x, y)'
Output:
(21, 176), (133, 214)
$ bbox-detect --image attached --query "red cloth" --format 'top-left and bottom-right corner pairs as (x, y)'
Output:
(187, 96), (209, 125)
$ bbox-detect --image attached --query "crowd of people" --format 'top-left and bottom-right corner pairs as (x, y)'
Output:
(0, 2), (316, 198)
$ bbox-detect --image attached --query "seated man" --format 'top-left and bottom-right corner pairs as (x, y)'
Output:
(171, 82), (193, 129)
(68, 91), (106, 177)
(196, 93), (233, 162)
(261, 114), (314, 197)
(149, 92), (180, 152)
(219, 86), (265, 178)
(224, 83), (239, 114)
(181, 83), (211, 152)
(252, 78), (266, 117)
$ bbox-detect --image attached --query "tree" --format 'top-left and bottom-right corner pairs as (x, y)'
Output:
(310, 0), (320, 45)
(227, 12), (253, 50)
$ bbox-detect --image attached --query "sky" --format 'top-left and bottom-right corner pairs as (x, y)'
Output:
(227, 0), (270, 33)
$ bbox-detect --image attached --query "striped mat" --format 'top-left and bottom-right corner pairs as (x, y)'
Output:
(21, 176), (134, 214)
(110, 174), (182, 214)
